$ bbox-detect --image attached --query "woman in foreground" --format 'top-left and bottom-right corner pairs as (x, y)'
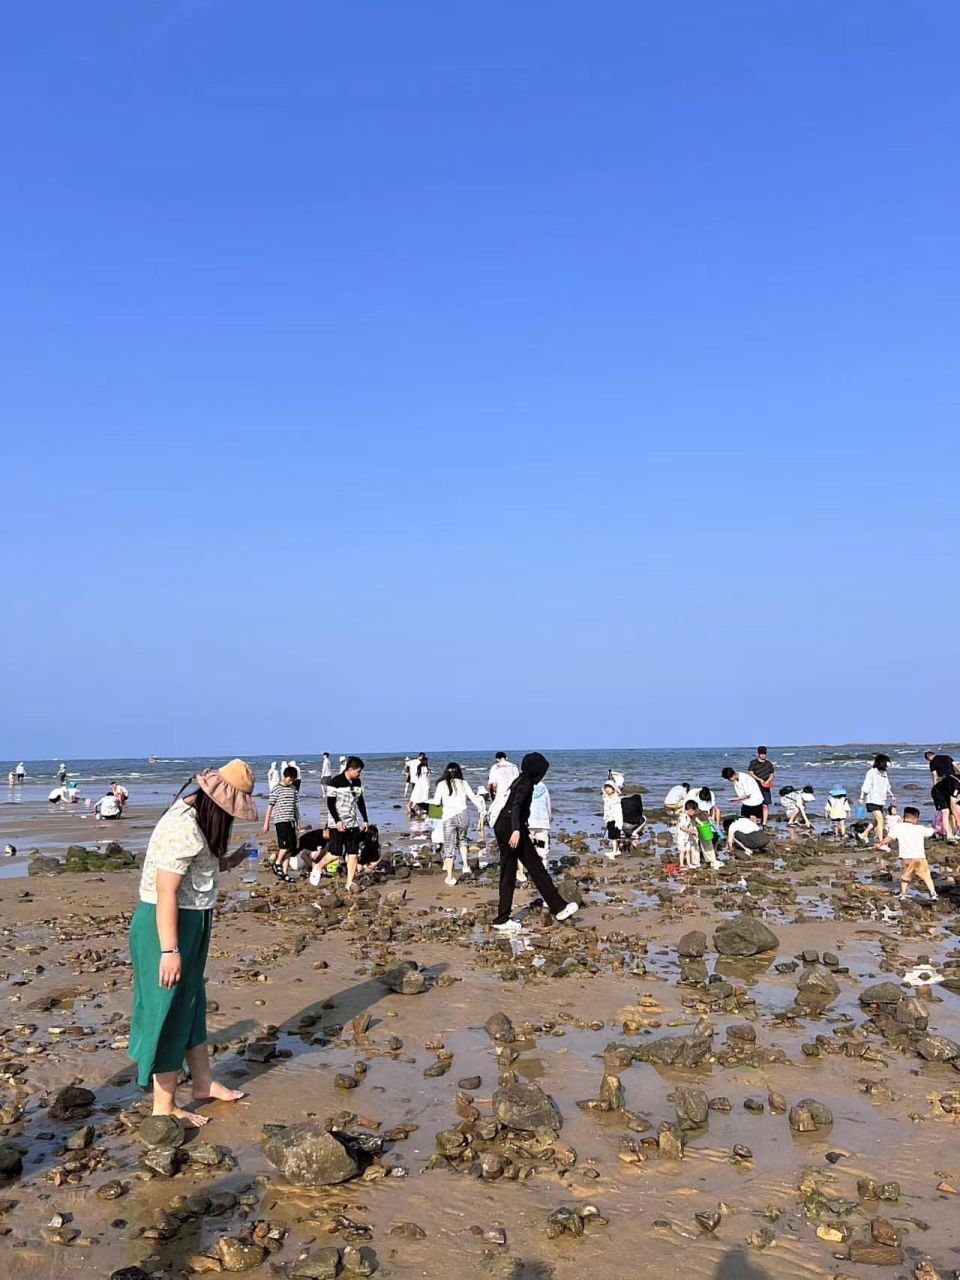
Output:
(129, 759), (258, 1127)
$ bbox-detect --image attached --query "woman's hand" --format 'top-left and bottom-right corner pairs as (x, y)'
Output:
(509, 831), (521, 849)
(159, 952), (182, 989)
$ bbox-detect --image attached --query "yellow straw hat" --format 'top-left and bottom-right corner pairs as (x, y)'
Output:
(195, 759), (258, 821)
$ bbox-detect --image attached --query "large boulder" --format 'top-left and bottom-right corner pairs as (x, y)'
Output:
(673, 1085), (709, 1131)
(632, 1034), (713, 1069)
(677, 930), (707, 958)
(795, 968), (841, 1010)
(261, 1124), (359, 1187)
(380, 962), (427, 995)
(788, 1098), (833, 1132)
(483, 1012), (516, 1044)
(859, 982), (904, 1008)
(916, 1035), (960, 1062)
(713, 915), (779, 957)
(492, 1081), (561, 1134)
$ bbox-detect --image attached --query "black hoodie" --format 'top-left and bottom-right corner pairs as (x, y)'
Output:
(494, 752), (550, 839)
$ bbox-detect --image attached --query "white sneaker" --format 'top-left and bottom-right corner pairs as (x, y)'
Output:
(309, 867), (322, 887)
(444, 875), (458, 887)
(555, 902), (579, 922)
(492, 919), (521, 933)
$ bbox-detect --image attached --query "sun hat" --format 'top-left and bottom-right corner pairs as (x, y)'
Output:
(195, 759), (258, 821)
(829, 786), (846, 797)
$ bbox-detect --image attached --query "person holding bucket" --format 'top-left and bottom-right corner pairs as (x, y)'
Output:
(129, 759), (258, 1127)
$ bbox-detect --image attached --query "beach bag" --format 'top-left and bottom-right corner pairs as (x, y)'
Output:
(427, 802), (443, 820)
(933, 811), (945, 835)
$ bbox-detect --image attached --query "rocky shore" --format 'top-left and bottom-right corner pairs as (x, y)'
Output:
(1, 804), (959, 1279)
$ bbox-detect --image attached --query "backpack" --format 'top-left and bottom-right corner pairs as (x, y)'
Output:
(359, 825), (381, 866)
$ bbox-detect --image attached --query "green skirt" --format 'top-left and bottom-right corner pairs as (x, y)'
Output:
(129, 901), (213, 1088)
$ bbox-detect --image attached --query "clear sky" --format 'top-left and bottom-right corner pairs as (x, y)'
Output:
(3, 2), (958, 756)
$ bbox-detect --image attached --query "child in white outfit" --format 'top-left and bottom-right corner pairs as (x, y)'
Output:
(877, 806), (937, 902)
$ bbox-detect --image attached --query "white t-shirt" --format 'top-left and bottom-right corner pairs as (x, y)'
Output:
(664, 785), (689, 808)
(48, 787), (66, 802)
(489, 760), (519, 796)
(431, 778), (481, 819)
(692, 789), (714, 812)
(97, 794), (121, 817)
(732, 774), (764, 807)
(729, 817), (760, 841)
(890, 823), (933, 861)
(861, 768), (892, 806)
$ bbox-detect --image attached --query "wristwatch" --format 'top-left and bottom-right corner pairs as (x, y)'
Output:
(160, 948), (180, 955)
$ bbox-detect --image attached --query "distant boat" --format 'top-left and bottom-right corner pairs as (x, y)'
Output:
(148, 756), (160, 764)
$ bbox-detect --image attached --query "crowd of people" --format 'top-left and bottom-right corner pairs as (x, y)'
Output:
(115, 743), (958, 1130)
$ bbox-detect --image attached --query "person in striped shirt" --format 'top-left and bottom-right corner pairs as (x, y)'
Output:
(262, 766), (301, 881)
(325, 757), (369, 892)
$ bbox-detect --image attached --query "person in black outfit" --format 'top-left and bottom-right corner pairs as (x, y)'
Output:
(926, 750), (960, 840)
(749, 746), (776, 826)
(492, 752), (578, 932)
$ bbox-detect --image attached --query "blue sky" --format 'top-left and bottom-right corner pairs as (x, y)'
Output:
(3, 2), (958, 755)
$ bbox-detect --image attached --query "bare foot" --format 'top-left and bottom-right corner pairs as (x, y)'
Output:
(192, 1081), (246, 1104)
(169, 1107), (210, 1128)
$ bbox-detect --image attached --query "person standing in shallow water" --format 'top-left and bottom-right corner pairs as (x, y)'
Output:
(491, 752), (579, 933)
(128, 759), (258, 1128)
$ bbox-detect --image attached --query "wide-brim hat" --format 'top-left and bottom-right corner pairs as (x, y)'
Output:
(196, 759), (258, 821)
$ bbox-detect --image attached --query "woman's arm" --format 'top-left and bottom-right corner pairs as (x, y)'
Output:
(155, 869), (184, 989)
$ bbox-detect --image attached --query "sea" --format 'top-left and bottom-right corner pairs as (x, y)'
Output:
(2, 745), (951, 836)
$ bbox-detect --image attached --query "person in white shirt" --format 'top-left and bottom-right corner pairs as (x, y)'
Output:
(489, 753), (520, 796)
(825, 788), (852, 836)
(677, 800), (721, 868)
(721, 767), (765, 819)
(267, 762), (280, 791)
(48, 786), (68, 805)
(780, 787), (811, 828)
(403, 756), (420, 798)
(727, 816), (770, 853)
(602, 781), (623, 856)
(876, 806), (937, 901)
(692, 786), (720, 825)
(409, 756), (431, 814)
(664, 783), (692, 814)
(858, 754), (894, 845)
(95, 790), (122, 820)
(431, 762), (482, 885)
(15, 763), (25, 785)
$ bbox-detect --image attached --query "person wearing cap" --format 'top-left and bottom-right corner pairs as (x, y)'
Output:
(825, 787), (852, 837)
(129, 759), (258, 1128)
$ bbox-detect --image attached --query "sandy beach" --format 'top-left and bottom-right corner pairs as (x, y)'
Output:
(0, 790), (958, 1280)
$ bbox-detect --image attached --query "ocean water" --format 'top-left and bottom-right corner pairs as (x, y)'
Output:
(1, 744), (952, 835)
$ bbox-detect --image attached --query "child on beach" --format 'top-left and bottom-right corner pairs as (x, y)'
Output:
(825, 787), (852, 837)
(677, 799), (720, 868)
(876, 806), (937, 903)
(603, 779), (623, 853)
(476, 786), (489, 837)
(529, 778), (552, 861)
(262, 765), (301, 882)
(780, 786), (811, 828)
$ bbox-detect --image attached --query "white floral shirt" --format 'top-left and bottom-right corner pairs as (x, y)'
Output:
(138, 799), (219, 911)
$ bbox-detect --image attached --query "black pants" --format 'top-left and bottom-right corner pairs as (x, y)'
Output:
(495, 826), (566, 919)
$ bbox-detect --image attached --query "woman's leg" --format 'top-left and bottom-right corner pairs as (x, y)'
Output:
(187, 1042), (245, 1105)
(495, 836), (518, 922)
(345, 854), (359, 890)
(875, 810), (886, 843)
(516, 835), (566, 915)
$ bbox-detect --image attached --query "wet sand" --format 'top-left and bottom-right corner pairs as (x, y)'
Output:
(1, 803), (960, 1279)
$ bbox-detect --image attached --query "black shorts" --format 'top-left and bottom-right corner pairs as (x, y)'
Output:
(932, 778), (960, 810)
(866, 804), (884, 814)
(741, 803), (763, 820)
(328, 827), (362, 858)
(760, 787), (772, 808)
(275, 821), (297, 852)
